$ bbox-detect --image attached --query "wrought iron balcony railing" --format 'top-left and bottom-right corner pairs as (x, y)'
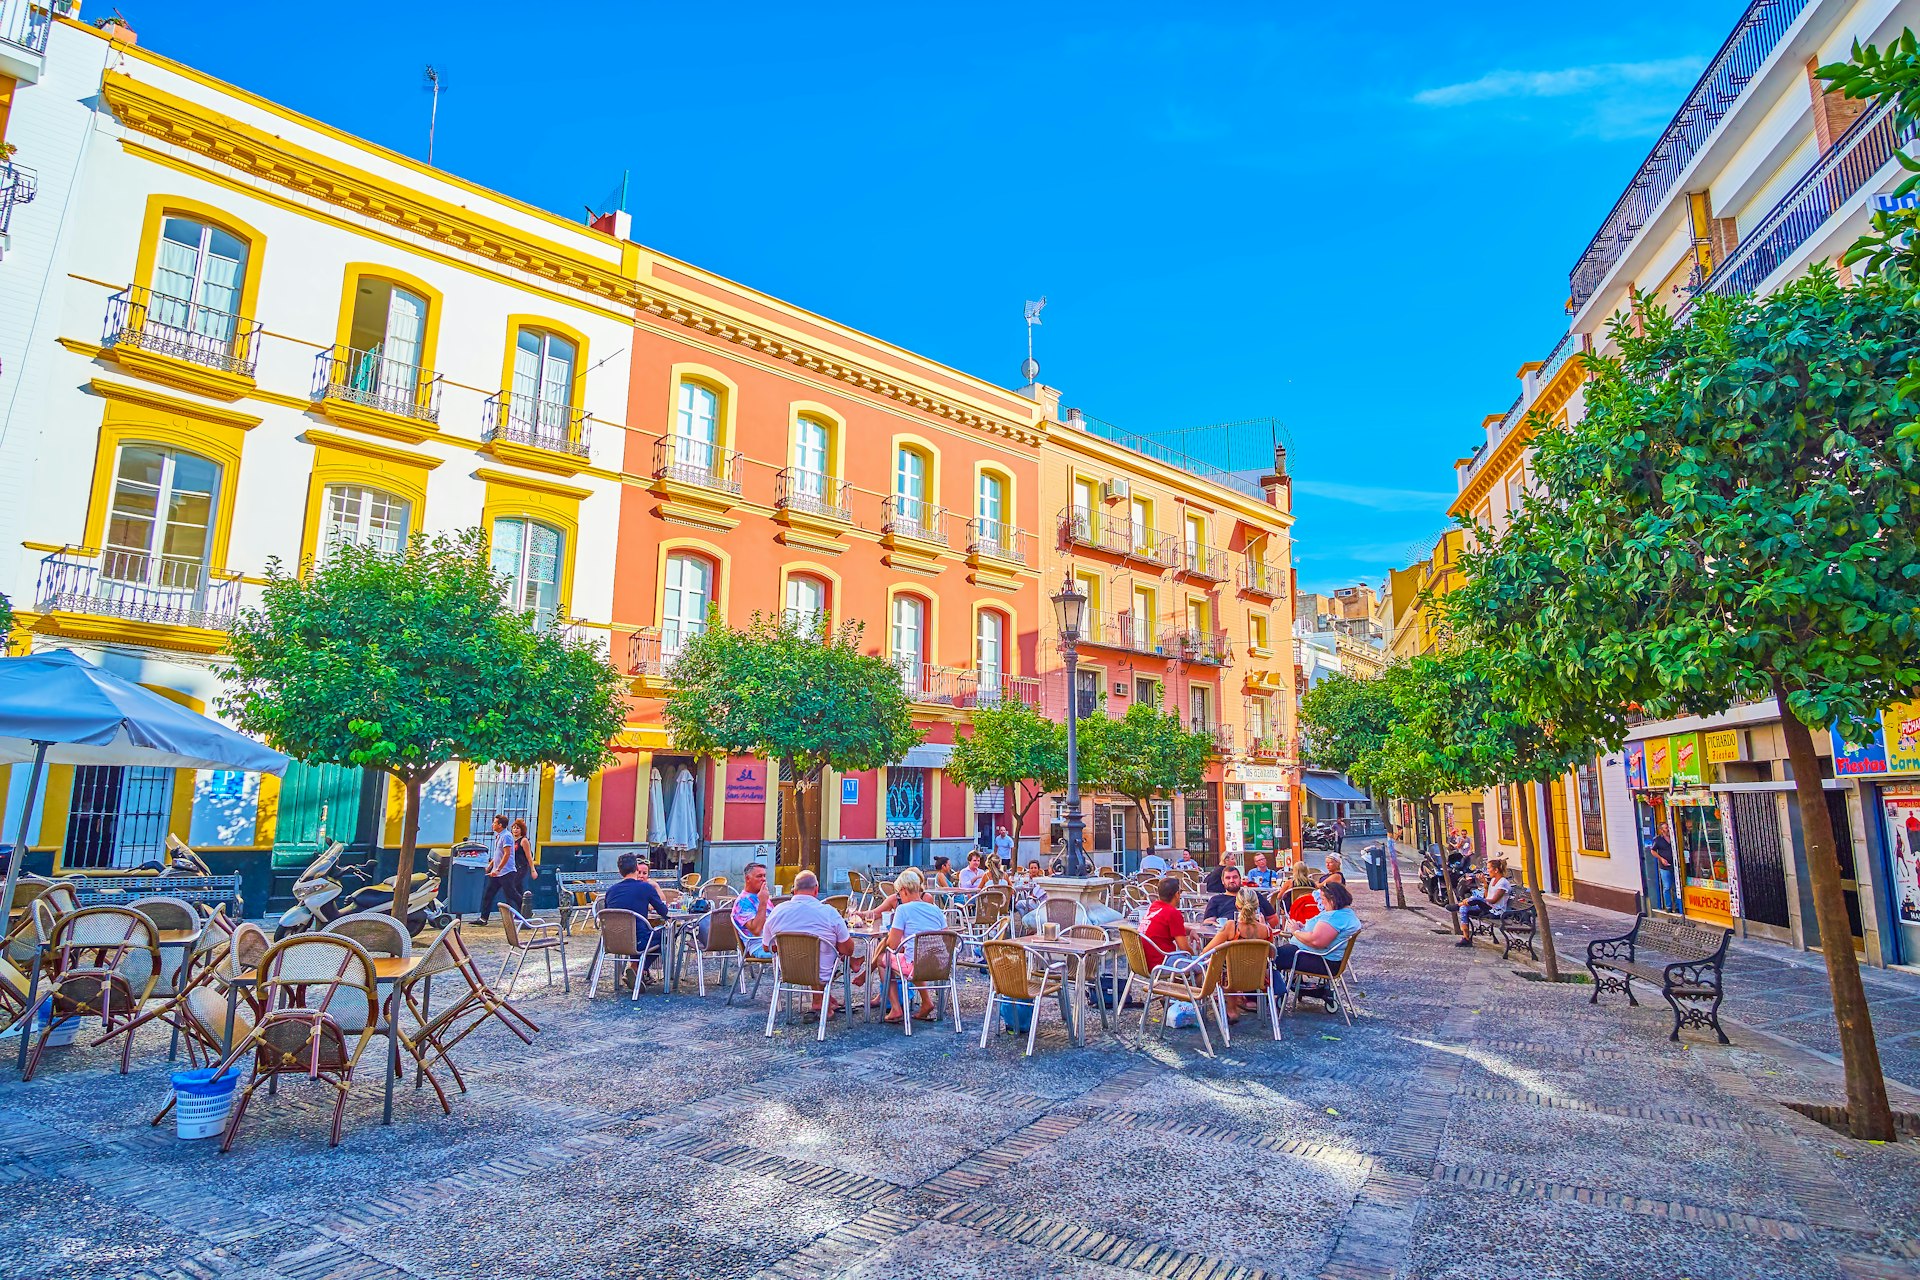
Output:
(1187, 719), (1235, 755)
(313, 344), (443, 423)
(1568, 0), (1808, 309)
(971, 671), (1043, 711)
(1060, 506), (1099, 549)
(628, 623), (705, 679)
(1247, 734), (1284, 760)
(0, 1), (53, 56)
(103, 285), (263, 378)
(0, 160), (36, 236)
(1177, 542), (1229, 581)
(1069, 609), (1168, 656)
(1164, 628), (1232, 665)
(1461, 329), (1593, 489)
(36, 548), (241, 631)
(882, 496), (947, 546)
(652, 436), (741, 495)
(1238, 561), (1280, 597)
(893, 656), (970, 707)
(483, 391), (591, 459)
(966, 517), (1031, 566)
(775, 467), (851, 522)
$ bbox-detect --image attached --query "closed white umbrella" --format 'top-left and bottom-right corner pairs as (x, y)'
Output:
(646, 766), (668, 844)
(0, 650), (289, 941)
(665, 766), (700, 849)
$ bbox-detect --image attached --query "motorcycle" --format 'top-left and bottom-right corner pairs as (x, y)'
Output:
(275, 842), (450, 939)
(1302, 822), (1342, 853)
(337, 865), (448, 937)
(275, 841), (349, 939)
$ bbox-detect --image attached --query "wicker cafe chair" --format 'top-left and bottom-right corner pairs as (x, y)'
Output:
(497, 905), (569, 997)
(687, 907), (743, 998)
(587, 908), (659, 1001)
(764, 931), (841, 1042)
(398, 925), (537, 1108)
(890, 928), (964, 1036)
(325, 911), (413, 960)
(23, 906), (161, 1081)
(1139, 946), (1230, 1057)
(1041, 897), (1081, 930)
(213, 934), (381, 1152)
(1215, 939), (1282, 1042)
(118, 909), (234, 1059)
(1280, 931), (1362, 1028)
(978, 940), (1066, 1057)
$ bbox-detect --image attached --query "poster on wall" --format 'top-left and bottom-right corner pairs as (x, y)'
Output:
(1831, 724), (1890, 777)
(1625, 742), (1648, 790)
(1882, 791), (1920, 924)
(1671, 733), (1704, 786)
(1646, 738), (1672, 789)
(1705, 729), (1740, 765)
(1885, 701), (1920, 775)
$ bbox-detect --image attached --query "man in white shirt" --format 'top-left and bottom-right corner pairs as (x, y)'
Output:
(993, 824), (1015, 866)
(1138, 850), (1170, 874)
(762, 870), (854, 1011)
(1175, 851), (1200, 872)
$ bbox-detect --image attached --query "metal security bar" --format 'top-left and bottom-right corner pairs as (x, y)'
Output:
(484, 391), (591, 458)
(63, 765), (173, 870)
(0, 0), (52, 56)
(36, 548), (241, 629)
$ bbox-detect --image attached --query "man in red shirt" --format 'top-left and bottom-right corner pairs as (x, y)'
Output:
(1141, 876), (1191, 968)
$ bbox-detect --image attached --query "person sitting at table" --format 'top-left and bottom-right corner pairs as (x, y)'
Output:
(1200, 886), (1275, 1018)
(1285, 862), (1321, 926)
(732, 862), (774, 959)
(957, 850), (988, 894)
(1274, 879), (1362, 989)
(1175, 851), (1200, 872)
(1203, 852), (1241, 895)
(1138, 849), (1170, 875)
(763, 870), (853, 1015)
(930, 855), (956, 888)
(1202, 865), (1277, 930)
(1014, 859), (1046, 912)
(1246, 852), (1276, 890)
(1320, 853), (1347, 890)
(601, 852), (671, 964)
(1139, 875), (1193, 970)
(868, 868), (947, 1022)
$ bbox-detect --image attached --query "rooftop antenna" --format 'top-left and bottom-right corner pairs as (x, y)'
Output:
(423, 66), (446, 166)
(1021, 297), (1046, 384)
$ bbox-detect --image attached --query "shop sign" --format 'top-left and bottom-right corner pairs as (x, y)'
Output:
(725, 760), (767, 803)
(1671, 733), (1704, 786)
(1878, 788), (1920, 924)
(1684, 882), (1733, 925)
(1625, 741), (1648, 790)
(1646, 738), (1672, 789)
(841, 777), (859, 806)
(1223, 800), (1245, 854)
(1715, 794), (1743, 921)
(1244, 783), (1287, 802)
(1831, 724), (1889, 777)
(1704, 729), (1740, 765)
(1231, 764), (1286, 784)
(1885, 700), (1920, 775)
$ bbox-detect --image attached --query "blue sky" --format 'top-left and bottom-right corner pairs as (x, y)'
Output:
(119, 0), (1746, 593)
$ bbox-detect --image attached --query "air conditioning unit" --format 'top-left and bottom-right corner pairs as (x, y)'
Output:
(1100, 478), (1131, 502)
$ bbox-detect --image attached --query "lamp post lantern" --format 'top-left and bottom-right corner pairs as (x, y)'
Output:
(1052, 572), (1091, 878)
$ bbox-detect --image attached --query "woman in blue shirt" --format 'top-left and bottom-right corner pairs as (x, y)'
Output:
(1273, 878), (1361, 980)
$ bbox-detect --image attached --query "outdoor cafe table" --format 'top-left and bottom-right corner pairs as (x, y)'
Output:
(1018, 934), (1120, 1045)
(13, 925), (204, 1073)
(371, 953), (426, 1125)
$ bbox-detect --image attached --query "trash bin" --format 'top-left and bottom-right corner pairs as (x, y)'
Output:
(1362, 843), (1388, 892)
(446, 841), (490, 918)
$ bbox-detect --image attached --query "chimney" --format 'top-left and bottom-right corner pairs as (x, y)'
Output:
(1260, 443), (1291, 512)
(1063, 406), (1088, 430)
(589, 209), (633, 240)
(1019, 381), (1062, 421)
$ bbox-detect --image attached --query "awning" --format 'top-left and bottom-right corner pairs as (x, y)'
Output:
(1302, 772), (1370, 803)
(895, 742), (955, 770)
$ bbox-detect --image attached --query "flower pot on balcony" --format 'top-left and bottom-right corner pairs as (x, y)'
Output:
(97, 15), (136, 44)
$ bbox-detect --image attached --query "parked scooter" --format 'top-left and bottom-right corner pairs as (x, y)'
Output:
(336, 864), (449, 937)
(275, 843), (451, 938)
(275, 841), (349, 939)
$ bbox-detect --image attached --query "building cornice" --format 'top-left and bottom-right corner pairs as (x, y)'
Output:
(1043, 422), (1293, 530)
(1448, 355), (1588, 519)
(98, 73), (1045, 450)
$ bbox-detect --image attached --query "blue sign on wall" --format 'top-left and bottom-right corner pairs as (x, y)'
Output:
(841, 777), (859, 806)
(1832, 724), (1890, 777)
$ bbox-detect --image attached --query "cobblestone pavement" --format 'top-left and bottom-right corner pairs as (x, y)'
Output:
(2, 899), (1918, 1280)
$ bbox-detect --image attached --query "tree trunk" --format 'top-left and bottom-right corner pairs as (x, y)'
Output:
(791, 758), (820, 877)
(1777, 694), (1894, 1140)
(392, 771), (421, 923)
(1433, 797), (1460, 907)
(1135, 797), (1156, 870)
(1376, 788), (1407, 909)
(1515, 780), (1561, 981)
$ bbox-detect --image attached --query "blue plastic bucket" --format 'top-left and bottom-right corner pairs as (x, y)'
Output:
(170, 1067), (239, 1140)
(996, 996), (1033, 1033)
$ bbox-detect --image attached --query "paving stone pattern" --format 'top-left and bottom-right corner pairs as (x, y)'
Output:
(2, 898), (1918, 1280)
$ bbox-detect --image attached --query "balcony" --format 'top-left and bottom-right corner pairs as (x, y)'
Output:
(1247, 734), (1285, 760)
(101, 286), (263, 397)
(1681, 100), (1913, 319)
(1176, 542), (1229, 582)
(628, 624), (703, 682)
(971, 671), (1043, 712)
(36, 548), (241, 649)
(1075, 609), (1168, 657)
(1459, 329), (1592, 493)
(1164, 627), (1232, 666)
(1055, 507), (1177, 568)
(966, 517), (1031, 568)
(0, 1), (53, 84)
(882, 496), (946, 546)
(1189, 720), (1235, 756)
(1238, 561), (1280, 598)
(1568, 0), (1809, 309)
(312, 344), (443, 442)
(481, 391), (591, 470)
(0, 160), (35, 239)
(775, 468), (851, 523)
(893, 657), (971, 708)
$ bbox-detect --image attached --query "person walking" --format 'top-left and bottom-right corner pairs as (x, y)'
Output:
(993, 822), (1015, 867)
(510, 817), (536, 914)
(1649, 830), (1678, 913)
(480, 814), (519, 923)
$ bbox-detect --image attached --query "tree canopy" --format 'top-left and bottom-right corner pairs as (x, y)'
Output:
(1298, 671), (1392, 779)
(944, 701), (1066, 846)
(1078, 704), (1212, 853)
(662, 611), (920, 872)
(221, 529), (627, 918)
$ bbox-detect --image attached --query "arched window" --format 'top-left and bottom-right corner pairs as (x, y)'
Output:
(785, 574), (827, 635)
(675, 381), (719, 470)
(894, 446), (928, 527)
(323, 484), (409, 558)
(976, 470), (1008, 553)
(891, 594), (926, 696)
(104, 444), (220, 600)
(347, 277), (430, 409)
(149, 216), (249, 352)
(662, 552), (714, 658)
(491, 517), (564, 628)
(792, 416), (830, 495)
(975, 609), (1006, 705)
(511, 328), (578, 442)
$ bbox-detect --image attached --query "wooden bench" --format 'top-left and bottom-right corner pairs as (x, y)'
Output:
(1466, 898), (1538, 961)
(72, 873), (244, 917)
(554, 871), (623, 936)
(1586, 914), (1732, 1043)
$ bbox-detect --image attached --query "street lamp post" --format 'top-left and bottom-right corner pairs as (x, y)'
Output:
(1052, 572), (1091, 878)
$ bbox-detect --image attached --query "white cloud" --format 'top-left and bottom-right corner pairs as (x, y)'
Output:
(1293, 479), (1455, 513)
(1412, 57), (1703, 108)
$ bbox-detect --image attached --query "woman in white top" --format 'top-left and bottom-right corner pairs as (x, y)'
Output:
(877, 868), (947, 1022)
(1456, 856), (1513, 946)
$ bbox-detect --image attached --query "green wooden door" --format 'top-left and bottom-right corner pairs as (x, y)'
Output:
(268, 761), (374, 912)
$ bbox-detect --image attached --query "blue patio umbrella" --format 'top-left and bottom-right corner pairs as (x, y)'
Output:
(0, 650), (289, 929)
